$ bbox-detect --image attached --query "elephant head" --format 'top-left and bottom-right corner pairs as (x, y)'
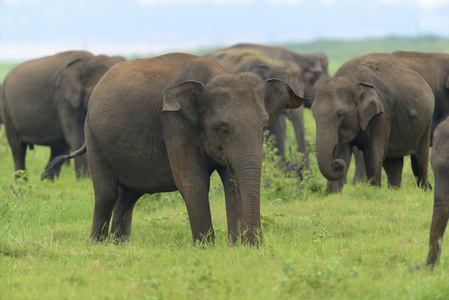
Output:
(52, 52), (92, 109)
(251, 61), (305, 97)
(82, 55), (126, 109)
(162, 73), (307, 244)
(52, 52), (125, 111)
(312, 77), (384, 181)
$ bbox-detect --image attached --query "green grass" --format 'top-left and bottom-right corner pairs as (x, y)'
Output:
(1, 36), (448, 299)
(0, 109), (446, 300)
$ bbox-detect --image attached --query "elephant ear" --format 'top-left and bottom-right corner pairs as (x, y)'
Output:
(264, 78), (309, 126)
(357, 82), (384, 131)
(162, 81), (204, 140)
(53, 58), (85, 108)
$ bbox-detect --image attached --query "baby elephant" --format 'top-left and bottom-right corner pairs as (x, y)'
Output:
(312, 53), (434, 192)
(47, 53), (307, 245)
(426, 117), (449, 266)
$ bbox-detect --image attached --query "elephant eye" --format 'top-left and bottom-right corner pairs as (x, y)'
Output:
(220, 126), (229, 135)
(215, 123), (229, 137)
(337, 111), (345, 118)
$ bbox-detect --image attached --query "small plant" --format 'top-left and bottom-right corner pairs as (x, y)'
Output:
(261, 212), (285, 227)
(9, 171), (36, 202)
(13, 170), (28, 184)
(261, 132), (303, 202)
(310, 215), (331, 244)
(179, 211), (190, 223)
(278, 256), (358, 294)
(296, 140), (325, 194)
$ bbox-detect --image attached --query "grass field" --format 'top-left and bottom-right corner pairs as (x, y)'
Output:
(1, 36), (449, 299)
(1, 108), (447, 300)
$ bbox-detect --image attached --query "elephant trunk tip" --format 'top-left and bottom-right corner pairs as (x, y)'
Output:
(319, 158), (346, 181)
(332, 158), (346, 177)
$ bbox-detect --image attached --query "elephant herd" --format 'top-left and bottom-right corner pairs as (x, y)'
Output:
(0, 44), (448, 268)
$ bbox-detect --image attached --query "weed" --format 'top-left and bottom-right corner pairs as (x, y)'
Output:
(278, 256), (358, 295)
(261, 212), (285, 227)
(261, 132), (303, 202)
(310, 215), (331, 244)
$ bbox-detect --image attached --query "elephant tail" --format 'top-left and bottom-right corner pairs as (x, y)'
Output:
(42, 143), (87, 178)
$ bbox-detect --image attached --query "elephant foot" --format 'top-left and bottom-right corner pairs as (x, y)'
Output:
(408, 262), (435, 273)
(417, 179), (432, 191)
(14, 170), (29, 183)
(327, 180), (343, 193)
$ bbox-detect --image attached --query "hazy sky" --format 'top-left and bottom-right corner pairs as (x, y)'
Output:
(0, 0), (448, 60)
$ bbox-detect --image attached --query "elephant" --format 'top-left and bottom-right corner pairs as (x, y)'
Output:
(44, 53), (307, 245)
(203, 47), (308, 164)
(1, 51), (125, 180)
(425, 117), (449, 266)
(391, 51), (449, 143)
(335, 51), (449, 191)
(312, 53), (434, 192)
(224, 43), (329, 100)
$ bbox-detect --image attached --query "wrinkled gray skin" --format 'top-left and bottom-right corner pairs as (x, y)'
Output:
(1, 51), (125, 180)
(345, 51), (449, 191)
(392, 51), (449, 143)
(312, 53), (434, 192)
(426, 117), (449, 266)
(48, 53), (307, 245)
(203, 48), (307, 163)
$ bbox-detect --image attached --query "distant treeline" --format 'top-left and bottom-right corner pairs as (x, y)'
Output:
(1, 35), (449, 81)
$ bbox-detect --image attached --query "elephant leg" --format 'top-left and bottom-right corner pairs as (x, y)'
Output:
(411, 126), (431, 190)
(267, 115), (286, 161)
(411, 152), (431, 191)
(179, 172), (214, 245)
(218, 167), (242, 245)
(383, 157), (403, 188)
(352, 146), (366, 185)
(426, 193), (449, 265)
(3, 120), (27, 180)
(411, 155), (430, 190)
(326, 180), (345, 193)
(286, 107), (309, 168)
(364, 151), (384, 187)
(166, 144), (214, 245)
(426, 153), (449, 265)
(11, 142), (27, 181)
(89, 168), (118, 241)
(364, 116), (389, 187)
(41, 145), (70, 181)
(57, 103), (88, 178)
(109, 186), (143, 243)
(86, 128), (118, 242)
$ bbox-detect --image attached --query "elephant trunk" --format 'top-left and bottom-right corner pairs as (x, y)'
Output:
(232, 151), (263, 245)
(315, 126), (346, 181)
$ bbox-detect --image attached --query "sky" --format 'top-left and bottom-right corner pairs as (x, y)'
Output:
(0, 0), (448, 60)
